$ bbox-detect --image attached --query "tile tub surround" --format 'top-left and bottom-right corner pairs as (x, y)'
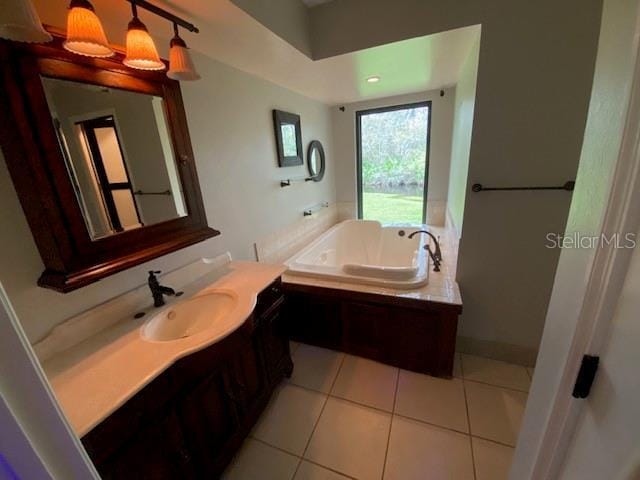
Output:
(225, 343), (528, 479)
(40, 260), (286, 437)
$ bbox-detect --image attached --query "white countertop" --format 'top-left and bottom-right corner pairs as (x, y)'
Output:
(42, 261), (286, 437)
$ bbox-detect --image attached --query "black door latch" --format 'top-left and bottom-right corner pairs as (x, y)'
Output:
(572, 355), (600, 399)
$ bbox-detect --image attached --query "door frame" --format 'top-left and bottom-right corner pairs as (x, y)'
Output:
(512, 5), (640, 477)
(76, 115), (143, 231)
(0, 283), (99, 478)
(355, 101), (432, 223)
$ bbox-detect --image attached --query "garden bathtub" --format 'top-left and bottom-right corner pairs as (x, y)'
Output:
(285, 219), (429, 288)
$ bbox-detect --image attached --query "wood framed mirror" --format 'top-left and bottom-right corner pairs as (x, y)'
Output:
(0, 32), (219, 292)
(273, 109), (303, 167)
(307, 140), (325, 181)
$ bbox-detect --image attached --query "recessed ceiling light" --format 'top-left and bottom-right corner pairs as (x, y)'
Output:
(366, 75), (381, 83)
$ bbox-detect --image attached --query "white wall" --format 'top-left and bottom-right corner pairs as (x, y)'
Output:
(511, 0), (640, 476)
(446, 36), (479, 237)
(0, 50), (334, 344)
(332, 88), (455, 224)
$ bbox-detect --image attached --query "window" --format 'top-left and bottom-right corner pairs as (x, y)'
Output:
(356, 102), (431, 224)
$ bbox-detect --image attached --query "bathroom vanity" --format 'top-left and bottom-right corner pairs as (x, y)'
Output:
(39, 262), (290, 479)
(82, 278), (289, 479)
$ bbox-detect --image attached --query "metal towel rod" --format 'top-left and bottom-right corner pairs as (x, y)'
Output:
(133, 189), (172, 196)
(303, 201), (329, 216)
(471, 181), (575, 193)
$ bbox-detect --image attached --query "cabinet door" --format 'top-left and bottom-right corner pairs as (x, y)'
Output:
(177, 366), (241, 476)
(101, 410), (197, 480)
(342, 301), (389, 361)
(285, 292), (342, 350)
(261, 298), (293, 383)
(387, 307), (437, 373)
(229, 333), (268, 415)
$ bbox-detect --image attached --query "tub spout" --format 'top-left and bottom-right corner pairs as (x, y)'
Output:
(406, 230), (442, 272)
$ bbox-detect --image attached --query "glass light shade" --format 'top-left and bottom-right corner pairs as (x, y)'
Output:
(63, 1), (113, 57)
(124, 18), (164, 71)
(167, 37), (200, 81)
(0, 0), (52, 43)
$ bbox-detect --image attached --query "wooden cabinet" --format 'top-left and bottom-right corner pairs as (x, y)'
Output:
(285, 291), (342, 350)
(283, 282), (461, 377)
(82, 277), (290, 479)
(101, 411), (197, 480)
(177, 365), (240, 477)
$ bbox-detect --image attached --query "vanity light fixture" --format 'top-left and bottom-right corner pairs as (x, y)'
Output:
(60, 0), (200, 79)
(167, 23), (200, 81)
(0, 0), (52, 43)
(124, 2), (164, 70)
(63, 0), (114, 57)
(366, 75), (381, 83)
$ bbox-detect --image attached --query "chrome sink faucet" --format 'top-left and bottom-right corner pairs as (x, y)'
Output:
(399, 230), (443, 272)
(148, 270), (182, 307)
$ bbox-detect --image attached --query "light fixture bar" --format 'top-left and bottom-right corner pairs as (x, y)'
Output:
(124, 0), (199, 33)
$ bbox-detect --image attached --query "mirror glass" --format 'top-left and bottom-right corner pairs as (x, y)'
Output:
(280, 123), (298, 157)
(41, 77), (187, 240)
(309, 149), (319, 173)
(307, 140), (325, 181)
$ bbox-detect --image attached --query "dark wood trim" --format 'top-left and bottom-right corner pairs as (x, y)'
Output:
(283, 280), (461, 377)
(355, 101), (433, 222)
(0, 32), (219, 292)
(38, 226), (217, 292)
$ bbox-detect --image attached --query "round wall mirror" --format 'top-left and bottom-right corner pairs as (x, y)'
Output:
(307, 140), (325, 181)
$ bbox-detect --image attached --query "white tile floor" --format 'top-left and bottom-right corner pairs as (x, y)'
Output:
(223, 342), (533, 480)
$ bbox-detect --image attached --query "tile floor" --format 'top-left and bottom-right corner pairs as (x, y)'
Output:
(223, 342), (533, 480)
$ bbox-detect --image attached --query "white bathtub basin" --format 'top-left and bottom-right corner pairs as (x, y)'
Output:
(140, 290), (238, 342)
(286, 219), (429, 288)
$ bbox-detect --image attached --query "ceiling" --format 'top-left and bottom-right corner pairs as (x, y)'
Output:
(33, 0), (479, 106)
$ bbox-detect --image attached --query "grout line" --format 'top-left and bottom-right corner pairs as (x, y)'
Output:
(292, 352), (347, 478)
(281, 345), (523, 474)
(381, 367), (401, 480)
(301, 458), (359, 479)
(462, 377), (530, 394)
(461, 354), (478, 480)
(251, 436), (360, 479)
(470, 434), (517, 449)
(290, 373), (473, 436)
(251, 436), (301, 458)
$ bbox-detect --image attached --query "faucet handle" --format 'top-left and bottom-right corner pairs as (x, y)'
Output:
(149, 270), (161, 275)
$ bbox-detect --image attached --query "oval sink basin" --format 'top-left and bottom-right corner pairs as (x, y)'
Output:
(141, 290), (238, 342)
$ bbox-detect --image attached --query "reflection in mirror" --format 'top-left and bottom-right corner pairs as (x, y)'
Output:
(307, 140), (325, 182)
(309, 149), (318, 172)
(280, 123), (298, 157)
(41, 77), (187, 240)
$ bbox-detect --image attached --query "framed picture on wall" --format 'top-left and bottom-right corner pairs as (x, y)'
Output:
(273, 109), (303, 167)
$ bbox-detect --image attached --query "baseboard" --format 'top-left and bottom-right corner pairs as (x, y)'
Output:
(455, 335), (538, 367)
